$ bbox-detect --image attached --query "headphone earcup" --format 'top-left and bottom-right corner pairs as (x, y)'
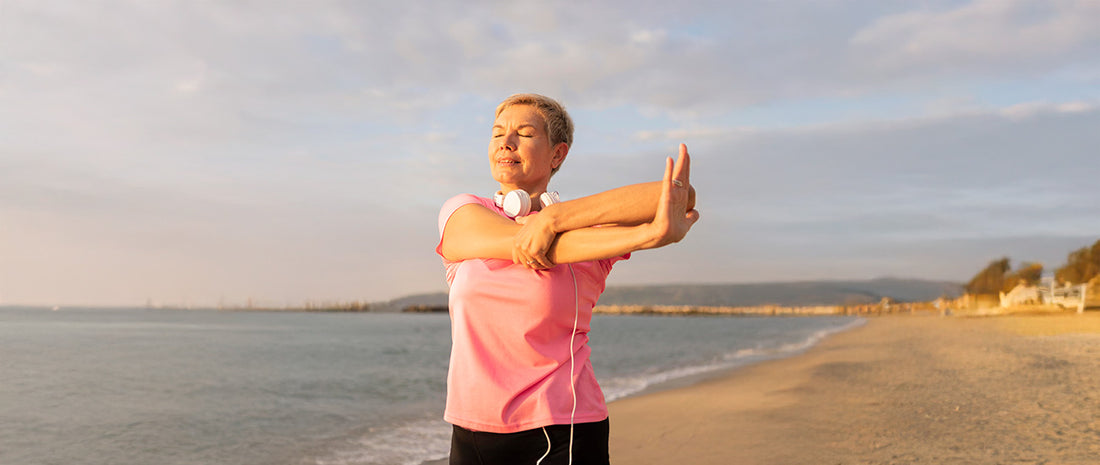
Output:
(500, 190), (531, 218)
(540, 191), (560, 207)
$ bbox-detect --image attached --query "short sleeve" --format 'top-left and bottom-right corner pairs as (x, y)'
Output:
(599, 253), (630, 273)
(436, 194), (484, 258)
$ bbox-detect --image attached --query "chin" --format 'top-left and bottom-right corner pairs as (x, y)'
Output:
(491, 171), (521, 185)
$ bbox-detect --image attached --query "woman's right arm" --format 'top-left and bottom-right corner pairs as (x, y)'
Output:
(439, 203), (525, 263)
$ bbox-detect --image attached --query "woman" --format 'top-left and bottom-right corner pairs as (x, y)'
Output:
(436, 93), (698, 464)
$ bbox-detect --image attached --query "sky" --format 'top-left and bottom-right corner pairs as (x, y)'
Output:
(2, 0), (1099, 307)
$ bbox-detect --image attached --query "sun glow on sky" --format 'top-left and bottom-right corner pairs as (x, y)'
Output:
(3, 1), (1098, 306)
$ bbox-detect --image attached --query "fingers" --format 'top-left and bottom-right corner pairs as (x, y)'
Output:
(514, 250), (550, 269)
(514, 245), (549, 269)
(672, 143), (690, 187)
(659, 156), (676, 211)
(685, 209), (701, 226)
(524, 248), (551, 269)
(513, 242), (551, 269)
(651, 144), (700, 247)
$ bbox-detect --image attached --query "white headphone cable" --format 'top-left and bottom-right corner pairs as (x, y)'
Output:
(567, 264), (579, 465)
(536, 264), (580, 465)
(536, 427), (551, 465)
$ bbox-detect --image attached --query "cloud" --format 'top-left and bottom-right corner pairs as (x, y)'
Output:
(3, 1), (1098, 305)
(644, 101), (1100, 237)
(850, 0), (1100, 76)
(6, 1), (1098, 124)
(999, 100), (1100, 119)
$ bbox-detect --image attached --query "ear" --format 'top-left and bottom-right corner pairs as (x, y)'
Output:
(551, 142), (569, 169)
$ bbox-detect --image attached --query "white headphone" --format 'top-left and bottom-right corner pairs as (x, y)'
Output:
(493, 189), (560, 218)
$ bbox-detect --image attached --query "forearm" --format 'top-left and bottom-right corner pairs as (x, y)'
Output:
(441, 203), (654, 264)
(450, 222), (653, 265)
(546, 224), (656, 264)
(541, 181), (694, 232)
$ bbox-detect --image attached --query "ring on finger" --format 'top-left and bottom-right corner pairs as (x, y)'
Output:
(672, 179), (684, 188)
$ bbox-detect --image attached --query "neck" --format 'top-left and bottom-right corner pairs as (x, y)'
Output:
(499, 183), (548, 197)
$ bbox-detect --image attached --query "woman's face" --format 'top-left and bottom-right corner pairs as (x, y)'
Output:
(488, 104), (565, 192)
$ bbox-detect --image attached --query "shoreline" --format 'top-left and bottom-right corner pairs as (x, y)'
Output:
(608, 313), (1100, 464)
(418, 316), (863, 465)
(422, 312), (1100, 464)
(600, 316), (867, 403)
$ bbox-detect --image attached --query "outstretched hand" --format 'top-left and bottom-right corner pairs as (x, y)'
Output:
(649, 144), (700, 248)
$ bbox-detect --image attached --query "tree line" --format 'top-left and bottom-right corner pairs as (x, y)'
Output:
(966, 238), (1100, 295)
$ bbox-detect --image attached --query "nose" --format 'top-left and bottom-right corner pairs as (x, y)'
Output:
(499, 135), (515, 151)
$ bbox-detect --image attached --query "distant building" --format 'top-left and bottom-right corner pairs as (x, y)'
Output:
(1038, 276), (1090, 312)
(1000, 281), (1041, 308)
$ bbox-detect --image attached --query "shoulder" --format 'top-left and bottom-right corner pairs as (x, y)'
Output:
(439, 194), (497, 235)
(440, 194), (495, 220)
(442, 194), (492, 211)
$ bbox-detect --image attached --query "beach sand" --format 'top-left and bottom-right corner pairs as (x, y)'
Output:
(608, 313), (1100, 464)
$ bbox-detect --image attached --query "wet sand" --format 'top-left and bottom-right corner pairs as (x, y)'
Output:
(608, 313), (1100, 464)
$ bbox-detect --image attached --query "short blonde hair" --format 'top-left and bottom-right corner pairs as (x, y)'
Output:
(495, 93), (574, 174)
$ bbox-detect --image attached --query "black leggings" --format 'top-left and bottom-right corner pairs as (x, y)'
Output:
(449, 418), (610, 465)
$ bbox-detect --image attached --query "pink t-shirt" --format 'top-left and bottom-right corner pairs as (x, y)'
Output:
(435, 194), (628, 433)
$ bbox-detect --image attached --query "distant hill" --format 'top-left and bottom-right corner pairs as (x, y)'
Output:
(595, 278), (963, 307)
(374, 292), (449, 312)
(381, 278), (963, 311)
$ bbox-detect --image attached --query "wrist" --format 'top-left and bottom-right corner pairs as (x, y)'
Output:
(636, 222), (663, 250)
(540, 202), (564, 233)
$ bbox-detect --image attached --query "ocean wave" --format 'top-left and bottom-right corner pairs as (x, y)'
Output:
(309, 318), (865, 465)
(310, 418), (451, 465)
(601, 317), (865, 401)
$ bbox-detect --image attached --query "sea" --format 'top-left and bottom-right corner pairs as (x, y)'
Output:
(0, 306), (862, 465)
